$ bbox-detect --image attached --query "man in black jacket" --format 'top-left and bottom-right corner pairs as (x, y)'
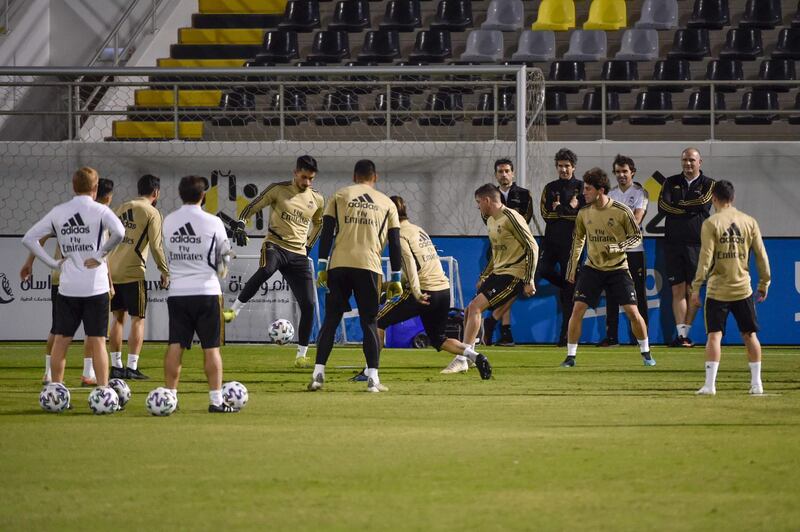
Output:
(536, 148), (585, 346)
(657, 147), (715, 347)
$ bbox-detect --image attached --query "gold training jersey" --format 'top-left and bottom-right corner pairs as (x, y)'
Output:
(691, 206), (770, 302)
(399, 220), (450, 298)
(108, 197), (168, 283)
(567, 199), (641, 279)
(481, 206), (538, 284)
(325, 183), (400, 275)
(239, 181), (324, 255)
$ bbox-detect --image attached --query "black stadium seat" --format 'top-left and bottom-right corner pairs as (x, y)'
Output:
(264, 91), (308, 126)
(683, 89), (726, 125)
(545, 90), (568, 125)
(472, 89), (515, 126)
(367, 91), (412, 125)
(740, 0), (781, 29)
(772, 28), (800, 60)
(408, 29), (452, 63)
(687, 0), (729, 29)
(357, 30), (401, 62)
(706, 59), (743, 92)
(601, 60), (638, 93)
(254, 31), (299, 64)
(380, 0), (422, 31)
(328, 0), (371, 32)
(278, 0), (321, 32)
(718, 28), (763, 61)
(652, 59), (691, 92)
(758, 59), (796, 92)
(307, 30), (350, 62)
(576, 89), (621, 125)
(735, 90), (779, 124)
(430, 0), (473, 31)
(548, 61), (586, 93)
(630, 90), (673, 125)
(418, 91), (463, 126)
(316, 90), (360, 125)
(668, 28), (710, 60)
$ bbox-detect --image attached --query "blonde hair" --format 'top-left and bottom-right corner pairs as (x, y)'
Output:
(73, 167), (99, 194)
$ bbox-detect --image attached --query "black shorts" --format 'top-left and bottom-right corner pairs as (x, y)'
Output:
(50, 284), (60, 335)
(262, 242), (314, 304)
(54, 292), (110, 337)
(665, 243), (701, 286)
(378, 288), (451, 350)
(574, 266), (637, 309)
(705, 296), (759, 335)
(167, 295), (224, 349)
(478, 274), (524, 311)
(111, 280), (147, 318)
(325, 268), (380, 320)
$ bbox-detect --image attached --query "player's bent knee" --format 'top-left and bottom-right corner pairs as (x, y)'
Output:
(431, 335), (448, 351)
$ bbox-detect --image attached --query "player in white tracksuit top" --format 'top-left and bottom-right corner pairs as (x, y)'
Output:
(22, 167), (125, 390)
(161, 176), (236, 413)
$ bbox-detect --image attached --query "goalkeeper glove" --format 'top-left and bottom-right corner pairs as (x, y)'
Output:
(232, 220), (249, 247)
(386, 271), (403, 302)
(317, 259), (329, 290)
(606, 243), (622, 254)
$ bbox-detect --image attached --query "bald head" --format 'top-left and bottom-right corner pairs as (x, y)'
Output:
(681, 147), (702, 180)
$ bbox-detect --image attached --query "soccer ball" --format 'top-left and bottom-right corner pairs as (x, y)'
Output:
(108, 378), (131, 410)
(88, 386), (119, 415)
(222, 381), (249, 410)
(269, 318), (295, 345)
(39, 382), (71, 413)
(145, 387), (177, 417)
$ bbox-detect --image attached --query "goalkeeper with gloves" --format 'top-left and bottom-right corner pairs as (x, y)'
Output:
(308, 160), (403, 393)
(560, 167), (654, 368)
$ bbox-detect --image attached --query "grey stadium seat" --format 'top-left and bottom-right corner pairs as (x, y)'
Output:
(459, 30), (504, 63)
(615, 29), (659, 61)
(481, 0), (525, 31)
(563, 29), (608, 61)
(510, 30), (556, 62)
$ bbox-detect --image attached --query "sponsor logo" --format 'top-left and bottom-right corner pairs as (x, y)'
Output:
(120, 208), (136, 229)
(170, 223), (201, 244)
(60, 213), (90, 235)
(607, 218), (616, 228)
(0, 273), (14, 304)
(348, 193), (380, 210)
(719, 222), (744, 245)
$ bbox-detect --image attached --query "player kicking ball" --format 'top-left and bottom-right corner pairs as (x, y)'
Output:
(560, 167), (655, 368)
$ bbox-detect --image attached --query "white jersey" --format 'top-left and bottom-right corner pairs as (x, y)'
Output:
(609, 183), (648, 253)
(163, 204), (231, 297)
(22, 195), (124, 297)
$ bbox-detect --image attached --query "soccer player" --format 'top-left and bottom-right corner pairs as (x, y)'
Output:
(483, 158), (534, 347)
(22, 167), (125, 395)
(107, 174), (169, 380)
(561, 167), (655, 368)
(162, 176), (236, 412)
(598, 155), (649, 347)
(690, 180), (770, 395)
(658, 147), (715, 347)
(309, 159), (403, 393)
(537, 148), (585, 346)
(374, 196), (490, 377)
(21, 178), (115, 386)
(223, 155), (324, 368)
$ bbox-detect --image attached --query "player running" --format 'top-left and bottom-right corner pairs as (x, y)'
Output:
(223, 155), (324, 368)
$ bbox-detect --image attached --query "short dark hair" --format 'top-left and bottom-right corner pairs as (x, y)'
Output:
(390, 195), (408, 221)
(554, 148), (577, 167)
(494, 158), (514, 172)
(97, 178), (114, 200)
(178, 176), (207, 204)
(353, 159), (376, 182)
(474, 183), (501, 200)
(612, 154), (636, 174)
(712, 180), (734, 203)
(296, 155), (318, 173)
(137, 174), (160, 196)
(583, 167), (611, 194)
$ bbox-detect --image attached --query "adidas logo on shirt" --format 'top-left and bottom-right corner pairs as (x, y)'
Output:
(720, 222), (744, 245)
(348, 193), (379, 210)
(120, 208), (136, 229)
(170, 222), (201, 243)
(61, 213), (90, 235)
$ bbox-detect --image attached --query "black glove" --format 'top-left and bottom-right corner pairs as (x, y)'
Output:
(232, 220), (249, 247)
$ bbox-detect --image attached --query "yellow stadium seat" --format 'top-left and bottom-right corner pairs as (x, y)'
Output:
(112, 121), (204, 140)
(157, 58), (247, 68)
(583, 0), (627, 31)
(199, 0), (286, 14)
(178, 28), (265, 45)
(134, 90), (223, 108)
(532, 0), (575, 31)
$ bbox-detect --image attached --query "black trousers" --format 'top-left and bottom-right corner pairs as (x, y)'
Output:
(605, 251), (649, 339)
(535, 239), (575, 342)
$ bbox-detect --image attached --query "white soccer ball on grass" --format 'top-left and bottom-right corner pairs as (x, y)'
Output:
(222, 381), (249, 410)
(145, 387), (177, 417)
(269, 318), (295, 345)
(88, 386), (119, 415)
(39, 382), (71, 413)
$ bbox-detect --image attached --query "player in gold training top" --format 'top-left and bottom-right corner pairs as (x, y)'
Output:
(108, 174), (169, 380)
(224, 156), (324, 368)
(561, 167), (655, 368)
(690, 180), (770, 396)
(308, 160), (403, 393)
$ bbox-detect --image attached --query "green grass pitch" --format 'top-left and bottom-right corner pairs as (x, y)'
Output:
(1, 342), (799, 531)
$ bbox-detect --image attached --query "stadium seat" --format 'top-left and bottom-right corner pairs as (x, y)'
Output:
(629, 90), (673, 124)
(307, 30), (350, 62)
(718, 28), (763, 61)
(682, 89), (726, 125)
(576, 88), (621, 125)
(668, 29), (710, 60)
(687, 0), (730, 29)
(393, 61), (429, 94)
(253, 30), (299, 64)
(583, 0), (626, 31)
(735, 90), (779, 124)
(316, 90), (360, 125)
(563, 30), (607, 61)
(615, 29), (659, 61)
(408, 29), (452, 62)
(793, 1), (800, 27)
(545, 90), (568, 125)
(548, 61), (586, 93)
(788, 92), (800, 124)
(459, 30), (504, 63)
(291, 61), (325, 94)
(705, 58), (743, 92)
(328, 0), (371, 32)
(635, 0), (678, 30)
(212, 91), (255, 126)
(532, 0), (575, 31)
(278, 0), (321, 32)
(510, 30), (556, 62)
(264, 90), (308, 126)
(358, 30), (401, 62)
(601, 60), (638, 93)
(430, 0), (473, 31)
(740, 0), (781, 29)
(772, 28), (800, 60)
(343, 61), (379, 93)
(380, 0), (422, 31)
(652, 58), (691, 92)
(758, 59), (796, 92)
(367, 91), (412, 125)
(418, 91), (463, 126)
(481, 0), (525, 31)
(472, 89), (515, 125)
